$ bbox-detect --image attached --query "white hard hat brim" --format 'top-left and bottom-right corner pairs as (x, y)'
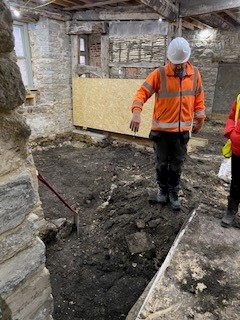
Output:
(167, 54), (190, 64)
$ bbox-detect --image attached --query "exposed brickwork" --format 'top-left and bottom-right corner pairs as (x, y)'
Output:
(125, 67), (139, 78)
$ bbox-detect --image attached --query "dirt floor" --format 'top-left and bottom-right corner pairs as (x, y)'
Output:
(32, 118), (231, 320)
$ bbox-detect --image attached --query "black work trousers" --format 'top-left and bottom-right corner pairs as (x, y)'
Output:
(230, 153), (240, 201)
(150, 131), (189, 192)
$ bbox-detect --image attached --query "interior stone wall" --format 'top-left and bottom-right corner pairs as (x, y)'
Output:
(184, 28), (240, 114)
(23, 16), (74, 139)
(5, 0), (74, 140)
(109, 35), (168, 79)
(0, 1), (53, 319)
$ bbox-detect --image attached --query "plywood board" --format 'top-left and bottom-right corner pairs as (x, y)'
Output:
(72, 78), (154, 138)
(72, 78), (208, 149)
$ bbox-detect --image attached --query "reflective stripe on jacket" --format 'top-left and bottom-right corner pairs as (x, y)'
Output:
(131, 62), (206, 132)
(224, 100), (240, 156)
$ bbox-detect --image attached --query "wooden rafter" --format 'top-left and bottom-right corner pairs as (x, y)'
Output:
(54, 0), (79, 6)
(213, 12), (236, 27)
(180, 0), (240, 17)
(224, 9), (240, 24)
(187, 17), (207, 29)
(14, 0), (240, 30)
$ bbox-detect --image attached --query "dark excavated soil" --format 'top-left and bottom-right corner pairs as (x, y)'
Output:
(33, 119), (229, 320)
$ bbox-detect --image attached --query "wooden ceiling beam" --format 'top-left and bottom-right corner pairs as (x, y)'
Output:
(63, 0), (130, 11)
(213, 12), (236, 27)
(73, 4), (160, 20)
(181, 20), (195, 30)
(54, 0), (79, 6)
(138, 0), (178, 21)
(188, 17), (208, 29)
(197, 13), (231, 29)
(224, 9), (240, 24)
(180, 0), (240, 17)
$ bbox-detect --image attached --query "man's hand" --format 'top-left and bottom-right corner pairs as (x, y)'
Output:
(192, 121), (204, 134)
(130, 111), (141, 133)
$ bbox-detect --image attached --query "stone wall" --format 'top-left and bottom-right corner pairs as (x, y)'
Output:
(23, 17), (73, 139)
(0, 2), (53, 319)
(4, 4), (240, 140)
(109, 36), (167, 79)
(108, 21), (169, 79)
(108, 24), (240, 113)
(184, 28), (240, 114)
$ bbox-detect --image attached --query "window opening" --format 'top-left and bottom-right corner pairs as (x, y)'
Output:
(79, 35), (88, 77)
(13, 22), (34, 89)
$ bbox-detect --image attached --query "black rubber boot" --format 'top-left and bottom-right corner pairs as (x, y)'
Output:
(157, 188), (168, 204)
(169, 191), (180, 211)
(221, 197), (239, 228)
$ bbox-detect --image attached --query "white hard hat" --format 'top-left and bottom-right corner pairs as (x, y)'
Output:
(167, 37), (191, 64)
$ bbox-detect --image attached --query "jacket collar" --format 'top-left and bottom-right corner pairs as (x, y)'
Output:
(164, 61), (195, 77)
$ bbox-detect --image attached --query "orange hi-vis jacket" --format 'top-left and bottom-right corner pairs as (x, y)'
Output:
(131, 62), (206, 132)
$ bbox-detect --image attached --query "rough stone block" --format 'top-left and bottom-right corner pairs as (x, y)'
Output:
(0, 112), (31, 176)
(125, 231), (155, 254)
(6, 268), (53, 320)
(0, 2), (14, 53)
(0, 238), (45, 297)
(0, 213), (39, 263)
(0, 57), (26, 110)
(0, 174), (37, 234)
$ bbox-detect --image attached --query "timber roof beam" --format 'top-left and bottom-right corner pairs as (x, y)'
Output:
(139, 0), (178, 21)
(180, 0), (240, 17)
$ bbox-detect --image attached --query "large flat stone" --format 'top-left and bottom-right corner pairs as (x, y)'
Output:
(6, 267), (53, 319)
(126, 231), (155, 254)
(0, 238), (45, 297)
(0, 213), (39, 263)
(0, 112), (31, 176)
(127, 206), (240, 320)
(0, 174), (37, 234)
(0, 57), (26, 109)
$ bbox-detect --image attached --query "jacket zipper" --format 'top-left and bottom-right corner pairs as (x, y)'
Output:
(179, 78), (182, 132)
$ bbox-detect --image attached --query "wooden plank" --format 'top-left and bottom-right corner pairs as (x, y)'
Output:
(108, 62), (162, 68)
(25, 93), (36, 106)
(73, 129), (208, 150)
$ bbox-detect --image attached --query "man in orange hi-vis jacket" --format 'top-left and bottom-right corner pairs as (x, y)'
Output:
(129, 37), (206, 210)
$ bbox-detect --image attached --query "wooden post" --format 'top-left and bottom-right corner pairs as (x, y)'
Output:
(101, 35), (109, 78)
(71, 35), (79, 77)
(177, 17), (182, 36)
